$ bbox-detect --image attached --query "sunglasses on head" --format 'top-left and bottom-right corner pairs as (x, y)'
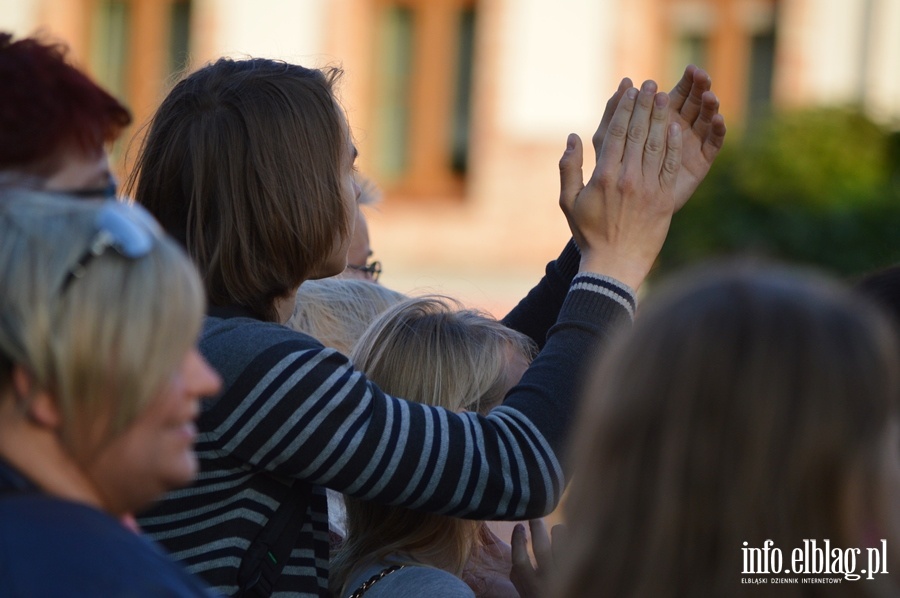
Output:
(58, 201), (159, 294)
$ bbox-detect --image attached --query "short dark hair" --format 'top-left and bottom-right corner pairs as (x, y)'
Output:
(0, 32), (131, 175)
(130, 58), (352, 322)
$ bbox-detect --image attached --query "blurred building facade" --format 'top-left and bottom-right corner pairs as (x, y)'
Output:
(4, 0), (898, 313)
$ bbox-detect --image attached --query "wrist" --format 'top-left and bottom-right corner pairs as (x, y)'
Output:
(577, 254), (649, 291)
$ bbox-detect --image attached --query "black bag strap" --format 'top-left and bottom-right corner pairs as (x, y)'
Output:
(236, 480), (312, 598)
(348, 565), (406, 598)
(208, 306), (311, 597)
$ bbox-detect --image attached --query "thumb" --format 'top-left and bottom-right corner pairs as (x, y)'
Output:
(558, 133), (584, 216)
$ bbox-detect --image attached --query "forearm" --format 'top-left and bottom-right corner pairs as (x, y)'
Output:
(201, 278), (633, 521)
(502, 238), (580, 350)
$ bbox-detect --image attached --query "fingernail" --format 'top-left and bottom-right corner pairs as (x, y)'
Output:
(566, 134), (575, 150)
(655, 92), (668, 107)
(670, 123), (681, 136)
(626, 88), (638, 99)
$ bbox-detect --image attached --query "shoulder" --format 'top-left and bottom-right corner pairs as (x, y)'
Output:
(202, 315), (323, 352)
(201, 315), (351, 386)
(347, 564), (475, 598)
(0, 496), (215, 597)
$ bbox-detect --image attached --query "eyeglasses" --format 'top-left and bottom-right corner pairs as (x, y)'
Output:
(58, 174), (119, 201)
(346, 260), (382, 282)
(64, 181), (118, 201)
(58, 201), (158, 294)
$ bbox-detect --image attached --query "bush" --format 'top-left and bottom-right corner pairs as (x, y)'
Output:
(657, 108), (900, 279)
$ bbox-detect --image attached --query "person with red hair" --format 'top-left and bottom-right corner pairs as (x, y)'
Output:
(0, 32), (131, 196)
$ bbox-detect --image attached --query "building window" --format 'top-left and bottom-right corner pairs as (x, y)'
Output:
(89, 0), (192, 105)
(674, 33), (709, 77)
(372, 0), (478, 200)
(88, 0), (192, 169)
(451, 7), (476, 175)
(169, 0), (192, 75)
(746, 29), (776, 125)
(91, 0), (131, 99)
(374, 6), (414, 181)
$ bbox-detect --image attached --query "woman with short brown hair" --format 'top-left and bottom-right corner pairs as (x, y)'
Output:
(130, 57), (726, 596)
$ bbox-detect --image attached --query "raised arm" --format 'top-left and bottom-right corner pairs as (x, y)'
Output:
(504, 67), (724, 342)
(187, 79), (698, 523)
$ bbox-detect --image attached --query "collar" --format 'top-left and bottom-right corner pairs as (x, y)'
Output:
(0, 457), (38, 494)
(207, 304), (262, 320)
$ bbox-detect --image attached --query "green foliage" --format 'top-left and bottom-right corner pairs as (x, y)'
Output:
(658, 108), (900, 279)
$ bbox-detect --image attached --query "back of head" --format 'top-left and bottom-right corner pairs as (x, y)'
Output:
(287, 278), (406, 354)
(331, 296), (537, 594)
(0, 32), (131, 180)
(556, 262), (900, 597)
(0, 190), (204, 462)
(351, 295), (537, 413)
(130, 57), (353, 322)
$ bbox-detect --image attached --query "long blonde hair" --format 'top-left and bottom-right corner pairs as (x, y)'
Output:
(330, 296), (536, 595)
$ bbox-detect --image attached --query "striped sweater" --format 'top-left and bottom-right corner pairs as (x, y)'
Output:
(138, 242), (636, 597)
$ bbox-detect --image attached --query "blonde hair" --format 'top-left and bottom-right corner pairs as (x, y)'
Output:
(330, 296), (537, 595)
(0, 190), (205, 462)
(287, 278), (406, 354)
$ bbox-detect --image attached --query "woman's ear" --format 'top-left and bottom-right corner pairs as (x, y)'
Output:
(11, 365), (61, 429)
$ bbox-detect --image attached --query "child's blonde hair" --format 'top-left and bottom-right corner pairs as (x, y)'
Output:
(331, 296), (537, 595)
(287, 278), (406, 353)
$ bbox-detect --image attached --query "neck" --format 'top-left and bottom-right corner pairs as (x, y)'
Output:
(273, 287), (300, 324)
(0, 401), (106, 512)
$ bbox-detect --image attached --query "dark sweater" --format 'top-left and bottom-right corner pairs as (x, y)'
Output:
(0, 458), (216, 597)
(138, 241), (635, 597)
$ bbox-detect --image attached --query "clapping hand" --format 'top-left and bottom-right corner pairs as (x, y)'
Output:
(560, 80), (682, 290)
(591, 65), (727, 211)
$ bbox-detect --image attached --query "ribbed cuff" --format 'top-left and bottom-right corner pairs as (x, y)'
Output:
(568, 273), (636, 321)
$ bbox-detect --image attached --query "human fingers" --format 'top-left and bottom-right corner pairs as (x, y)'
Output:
(642, 91), (671, 177)
(592, 77), (633, 163)
(706, 112), (727, 159)
(595, 85), (638, 170)
(668, 64), (697, 113)
(529, 519), (553, 571)
(660, 123), (682, 195)
(696, 91), (727, 161)
(622, 79), (659, 169)
(677, 66), (711, 126)
(510, 524), (531, 569)
(509, 523), (540, 598)
(558, 134), (585, 227)
(690, 90), (719, 140)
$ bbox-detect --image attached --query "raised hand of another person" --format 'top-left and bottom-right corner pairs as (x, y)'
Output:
(560, 80), (682, 290)
(509, 519), (566, 598)
(592, 66), (726, 211)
